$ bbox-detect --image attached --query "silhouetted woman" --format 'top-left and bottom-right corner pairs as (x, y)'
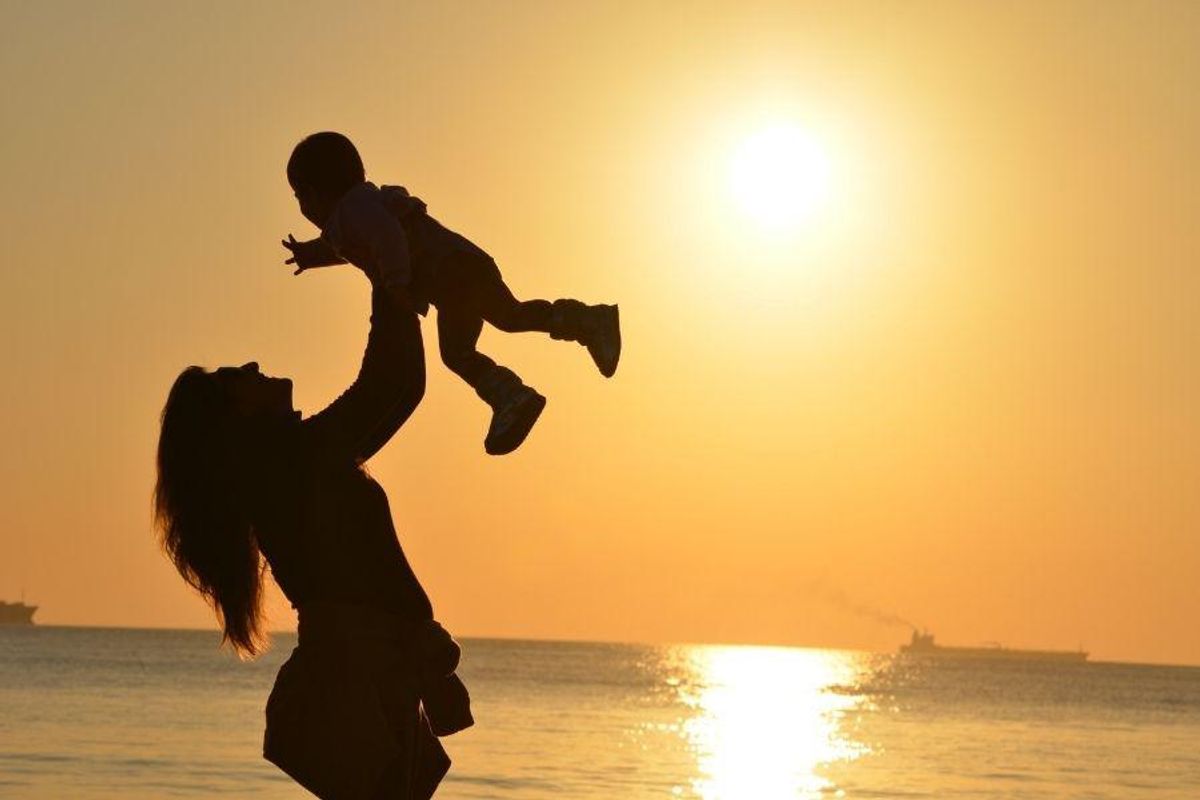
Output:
(155, 277), (471, 800)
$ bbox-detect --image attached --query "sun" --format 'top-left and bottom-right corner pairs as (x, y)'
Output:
(729, 125), (832, 231)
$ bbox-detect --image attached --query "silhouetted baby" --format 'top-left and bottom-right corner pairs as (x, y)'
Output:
(283, 132), (620, 455)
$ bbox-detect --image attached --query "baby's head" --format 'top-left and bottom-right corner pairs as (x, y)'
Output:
(287, 131), (365, 228)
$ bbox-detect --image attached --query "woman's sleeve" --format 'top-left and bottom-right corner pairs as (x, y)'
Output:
(302, 287), (425, 466)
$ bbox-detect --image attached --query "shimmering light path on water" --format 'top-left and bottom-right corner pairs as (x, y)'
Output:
(681, 647), (868, 798)
(1, 628), (1198, 798)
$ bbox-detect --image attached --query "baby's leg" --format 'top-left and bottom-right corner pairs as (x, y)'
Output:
(473, 272), (554, 334)
(437, 306), (545, 455)
(463, 256), (621, 377)
(436, 308), (495, 385)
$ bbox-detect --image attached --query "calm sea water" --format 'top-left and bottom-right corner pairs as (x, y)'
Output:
(1, 627), (1198, 799)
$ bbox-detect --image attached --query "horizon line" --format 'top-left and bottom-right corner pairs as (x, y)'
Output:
(6, 622), (1198, 669)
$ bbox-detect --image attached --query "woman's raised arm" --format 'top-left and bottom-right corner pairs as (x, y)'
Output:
(303, 287), (425, 466)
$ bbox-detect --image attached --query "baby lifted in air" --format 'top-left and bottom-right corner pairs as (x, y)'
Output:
(283, 132), (621, 455)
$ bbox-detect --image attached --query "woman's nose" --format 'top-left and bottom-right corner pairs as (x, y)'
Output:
(242, 362), (260, 374)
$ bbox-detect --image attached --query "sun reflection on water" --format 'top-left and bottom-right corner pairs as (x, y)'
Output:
(677, 646), (870, 799)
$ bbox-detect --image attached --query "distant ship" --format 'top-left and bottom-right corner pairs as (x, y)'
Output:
(0, 600), (37, 625)
(900, 630), (1087, 662)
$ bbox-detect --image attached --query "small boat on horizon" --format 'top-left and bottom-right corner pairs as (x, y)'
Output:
(899, 629), (1087, 663)
(0, 600), (37, 625)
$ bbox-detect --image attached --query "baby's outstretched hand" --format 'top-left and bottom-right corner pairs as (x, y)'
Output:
(282, 234), (343, 275)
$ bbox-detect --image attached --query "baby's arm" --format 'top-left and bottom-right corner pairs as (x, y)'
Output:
(340, 193), (417, 311)
(282, 234), (347, 275)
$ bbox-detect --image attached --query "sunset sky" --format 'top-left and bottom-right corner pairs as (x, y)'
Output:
(2, 1), (1197, 666)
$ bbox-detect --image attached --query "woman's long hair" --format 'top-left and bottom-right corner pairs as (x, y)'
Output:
(154, 367), (266, 657)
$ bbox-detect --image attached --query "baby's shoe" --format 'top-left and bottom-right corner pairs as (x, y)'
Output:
(550, 300), (621, 378)
(477, 367), (546, 455)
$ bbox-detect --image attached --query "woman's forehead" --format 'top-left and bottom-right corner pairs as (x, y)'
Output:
(214, 365), (251, 383)
(216, 362), (257, 375)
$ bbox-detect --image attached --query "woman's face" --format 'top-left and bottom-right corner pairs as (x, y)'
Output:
(216, 362), (294, 418)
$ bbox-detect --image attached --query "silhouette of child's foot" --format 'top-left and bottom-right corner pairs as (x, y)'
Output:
(551, 301), (622, 378)
(474, 365), (546, 455)
(485, 384), (546, 455)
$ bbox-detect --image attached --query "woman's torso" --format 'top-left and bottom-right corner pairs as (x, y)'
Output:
(253, 449), (433, 622)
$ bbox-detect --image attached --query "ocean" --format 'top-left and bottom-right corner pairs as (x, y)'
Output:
(1, 627), (1197, 799)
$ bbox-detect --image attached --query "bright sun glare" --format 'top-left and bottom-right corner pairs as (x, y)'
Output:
(730, 125), (832, 231)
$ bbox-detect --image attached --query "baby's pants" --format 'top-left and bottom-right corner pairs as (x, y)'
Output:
(432, 255), (553, 391)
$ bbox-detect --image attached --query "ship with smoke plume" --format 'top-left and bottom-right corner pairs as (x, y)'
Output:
(0, 600), (37, 625)
(900, 629), (1088, 662)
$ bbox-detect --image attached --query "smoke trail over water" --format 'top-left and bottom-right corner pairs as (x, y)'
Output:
(802, 578), (919, 631)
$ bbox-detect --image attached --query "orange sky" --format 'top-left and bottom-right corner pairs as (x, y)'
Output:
(2, 2), (1197, 665)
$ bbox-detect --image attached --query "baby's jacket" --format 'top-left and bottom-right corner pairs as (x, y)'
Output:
(322, 181), (491, 314)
